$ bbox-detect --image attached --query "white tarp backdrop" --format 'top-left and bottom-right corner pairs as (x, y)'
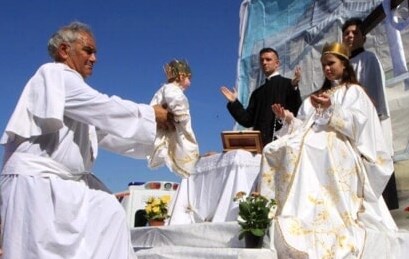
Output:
(236, 0), (409, 160)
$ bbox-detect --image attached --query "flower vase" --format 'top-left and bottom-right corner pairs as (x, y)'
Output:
(244, 233), (264, 248)
(148, 219), (165, 227)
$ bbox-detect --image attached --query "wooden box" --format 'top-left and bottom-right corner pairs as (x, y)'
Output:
(221, 130), (263, 154)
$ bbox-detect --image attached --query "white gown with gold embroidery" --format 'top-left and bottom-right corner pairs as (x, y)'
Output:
(351, 50), (393, 156)
(149, 82), (199, 178)
(259, 83), (398, 258)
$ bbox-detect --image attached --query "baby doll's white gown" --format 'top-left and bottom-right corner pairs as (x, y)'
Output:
(149, 82), (199, 178)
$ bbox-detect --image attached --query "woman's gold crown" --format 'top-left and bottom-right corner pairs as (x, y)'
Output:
(164, 59), (192, 81)
(322, 42), (350, 60)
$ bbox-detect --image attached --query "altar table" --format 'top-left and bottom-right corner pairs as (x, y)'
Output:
(168, 150), (261, 225)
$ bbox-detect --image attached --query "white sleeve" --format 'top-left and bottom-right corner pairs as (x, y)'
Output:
(360, 53), (389, 118)
(328, 85), (393, 196)
(63, 69), (156, 145)
(163, 84), (190, 122)
(96, 130), (154, 158)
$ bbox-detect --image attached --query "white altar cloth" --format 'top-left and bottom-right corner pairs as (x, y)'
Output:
(131, 222), (277, 259)
(169, 150), (261, 225)
(130, 221), (409, 259)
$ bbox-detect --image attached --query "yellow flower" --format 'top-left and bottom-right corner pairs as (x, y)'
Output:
(145, 195), (171, 220)
(152, 198), (161, 206)
(161, 195), (171, 204)
(152, 206), (160, 213)
(146, 197), (155, 204)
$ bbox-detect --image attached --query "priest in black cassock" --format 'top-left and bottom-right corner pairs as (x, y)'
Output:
(221, 47), (302, 146)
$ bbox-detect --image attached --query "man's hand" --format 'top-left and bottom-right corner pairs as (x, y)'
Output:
(291, 66), (301, 87)
(220, 86), (238, 102)
(153, 104), (175, 131)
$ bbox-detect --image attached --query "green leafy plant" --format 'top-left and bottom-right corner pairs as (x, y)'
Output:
(233, 191), (277, 240)
(144, 195), (171, 220)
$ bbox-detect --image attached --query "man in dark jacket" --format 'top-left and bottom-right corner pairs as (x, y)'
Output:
(221, 47), (302, 146)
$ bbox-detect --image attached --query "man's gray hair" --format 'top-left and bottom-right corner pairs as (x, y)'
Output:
(47, 21), (94, 60)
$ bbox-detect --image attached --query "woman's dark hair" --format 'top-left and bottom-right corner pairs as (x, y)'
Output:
(315, 54), (359, 95)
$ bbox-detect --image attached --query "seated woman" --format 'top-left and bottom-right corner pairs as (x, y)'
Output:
(259, 42), (398, 258)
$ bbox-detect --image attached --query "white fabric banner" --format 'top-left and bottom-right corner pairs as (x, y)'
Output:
(237, 0), (409, 158)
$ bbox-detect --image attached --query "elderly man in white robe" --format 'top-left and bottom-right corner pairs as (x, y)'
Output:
(342, 17), (399, 210)
(0, 21), (172, 259)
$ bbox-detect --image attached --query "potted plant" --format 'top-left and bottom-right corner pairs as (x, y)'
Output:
(144, 194), (171, 226)
(233, 191), (277, 248)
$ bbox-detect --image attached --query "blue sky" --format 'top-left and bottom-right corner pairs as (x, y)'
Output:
(0, 1), (242, 192)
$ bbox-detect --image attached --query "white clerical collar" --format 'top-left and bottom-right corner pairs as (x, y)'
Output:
(267, 71), (280, 80)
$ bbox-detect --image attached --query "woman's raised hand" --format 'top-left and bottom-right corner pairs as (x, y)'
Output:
(272, 103), (294, 124)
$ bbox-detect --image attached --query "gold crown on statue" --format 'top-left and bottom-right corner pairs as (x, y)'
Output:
(164, 59), (192, 81)
(321, 42), (350, 60)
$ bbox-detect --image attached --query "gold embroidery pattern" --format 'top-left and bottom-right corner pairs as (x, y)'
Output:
(260, 84), (370, 258)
